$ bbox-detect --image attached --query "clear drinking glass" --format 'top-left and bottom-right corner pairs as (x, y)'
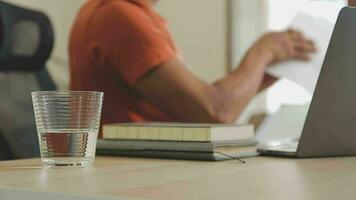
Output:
(31, 91), (103, 167)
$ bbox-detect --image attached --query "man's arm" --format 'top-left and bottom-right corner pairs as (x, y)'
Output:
(260, 74), (278, 92)
(136, 30), (315, 123)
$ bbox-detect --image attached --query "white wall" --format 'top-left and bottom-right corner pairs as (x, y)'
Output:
(156, 0), (229, 82)
(231, 0), (268, 66)
(230, 0), (269, 123)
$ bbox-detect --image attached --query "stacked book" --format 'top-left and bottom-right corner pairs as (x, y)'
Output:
(96, 123), (258, 161)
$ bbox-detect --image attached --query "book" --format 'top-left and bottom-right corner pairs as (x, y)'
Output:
(95, 149), (259, 161)
(96, 138), (259, 161)
(103, 122), (254, 142)
(97, 138), (257, 152)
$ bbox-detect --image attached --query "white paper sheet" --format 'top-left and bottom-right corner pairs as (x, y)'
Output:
(267, 13), (334, 94)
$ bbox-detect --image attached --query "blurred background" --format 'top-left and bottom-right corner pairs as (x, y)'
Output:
(4, 0), (347, 122)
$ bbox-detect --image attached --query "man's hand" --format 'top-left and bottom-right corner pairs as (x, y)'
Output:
(250, 29), (316, 66)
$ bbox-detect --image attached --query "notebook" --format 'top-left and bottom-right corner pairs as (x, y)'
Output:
(96, 138), (259, 161)
(102, 122), (254, 142)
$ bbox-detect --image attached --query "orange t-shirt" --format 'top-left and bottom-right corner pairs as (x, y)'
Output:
(69, 0), (178, 134)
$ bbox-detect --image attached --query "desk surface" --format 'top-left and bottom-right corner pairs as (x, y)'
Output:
(0, 156), (356, 200)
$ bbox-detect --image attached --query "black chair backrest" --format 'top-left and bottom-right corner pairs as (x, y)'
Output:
(0, 1), (54, 71)
(0, 1), (57, 160)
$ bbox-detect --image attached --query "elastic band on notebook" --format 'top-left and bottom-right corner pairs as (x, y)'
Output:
(214, 151), (246, 164)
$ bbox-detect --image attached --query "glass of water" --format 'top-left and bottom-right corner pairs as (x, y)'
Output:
(31, 91), (103, 167)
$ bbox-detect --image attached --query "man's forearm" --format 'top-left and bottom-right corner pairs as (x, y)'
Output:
(136, 30), (315, 124)
(211, 47), (271, 122)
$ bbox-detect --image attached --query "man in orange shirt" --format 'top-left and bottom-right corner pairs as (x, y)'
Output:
(69, 0), (315, 130)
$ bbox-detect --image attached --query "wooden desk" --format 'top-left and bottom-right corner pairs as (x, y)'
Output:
(1, 156), (356, 200)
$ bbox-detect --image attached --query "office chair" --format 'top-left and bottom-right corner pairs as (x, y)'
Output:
(0, 1), (56, 160)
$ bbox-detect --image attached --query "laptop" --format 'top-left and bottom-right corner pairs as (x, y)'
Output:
(258, 7), (356, 157)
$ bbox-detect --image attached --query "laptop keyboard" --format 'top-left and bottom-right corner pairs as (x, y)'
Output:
(271, 142), (298, 152)
(259, 138), (299, 153)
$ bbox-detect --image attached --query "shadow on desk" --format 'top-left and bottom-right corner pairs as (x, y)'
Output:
(0, 133), (12, 160)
